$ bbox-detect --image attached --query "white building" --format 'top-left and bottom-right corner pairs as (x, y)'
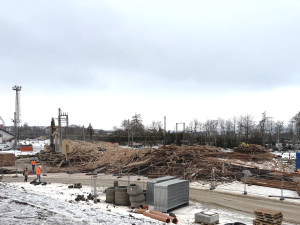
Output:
(0, 129), (15, 148)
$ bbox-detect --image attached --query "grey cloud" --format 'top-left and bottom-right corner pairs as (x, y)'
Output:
(0, 0), (300, 94)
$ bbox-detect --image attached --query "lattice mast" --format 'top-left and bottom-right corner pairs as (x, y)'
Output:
(12, 85), (22, 149)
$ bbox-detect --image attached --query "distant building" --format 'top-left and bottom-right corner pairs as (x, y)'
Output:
(0, 128), (15, 148)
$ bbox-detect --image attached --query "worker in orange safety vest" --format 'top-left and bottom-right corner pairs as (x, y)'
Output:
(23, 167), (29, 182)
(31, 159), (36, 172)
(36, 166), (41, 182)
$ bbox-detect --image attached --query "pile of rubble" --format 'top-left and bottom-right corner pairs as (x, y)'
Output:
(233, 144), (270, 154)
(38, 141), (295, 191)
(38, 141), (135, 172)
(121, 145), (234, 181)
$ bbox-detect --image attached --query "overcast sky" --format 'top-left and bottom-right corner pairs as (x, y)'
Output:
(1, 0), (300, 130)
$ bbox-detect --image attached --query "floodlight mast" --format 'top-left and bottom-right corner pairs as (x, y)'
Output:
(12, 85), (22, 149)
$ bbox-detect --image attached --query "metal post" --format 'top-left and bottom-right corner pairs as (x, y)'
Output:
(91, 175), (98, 203)
(280, 174), (284, 200)
(117, 162), (122, 178)
(244, 172), (247, 195)
(137, 166), (141, 181)
(210, 168), (215, 190)
(14, 143), (18, 177)
(128, 173), (130, 185)
(13, 112), (17, 149)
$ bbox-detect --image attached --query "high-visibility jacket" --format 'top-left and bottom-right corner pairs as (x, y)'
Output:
(24, 169), (29, 176)
(36, 167), (40, 175)
(31, 160), (36, 166)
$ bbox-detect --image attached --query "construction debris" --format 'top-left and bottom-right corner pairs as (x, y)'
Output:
(233, 144), (270, 154)
(75, 195), (86, 202)
(37, 141), (297, 191)
(38, 141), (135, 172)
(122, 145), (232, 181)
(68, 183), (82, 189)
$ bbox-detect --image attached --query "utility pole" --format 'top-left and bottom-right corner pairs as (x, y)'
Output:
(12, 85), (21, 149)
(13, 112), (17, 149)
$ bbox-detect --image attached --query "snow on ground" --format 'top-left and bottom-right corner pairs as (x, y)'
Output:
(3, 139), (49, 156)
(0, 182), (158, 225)
(0, 181), (254, 225)
(274, 151), (298, 160)
(1, 181), (298, 225)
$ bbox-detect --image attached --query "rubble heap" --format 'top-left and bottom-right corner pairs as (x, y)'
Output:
(121, 145), (235, 181)
(233, 144), (270, 154)
(38, 141), (135, 172)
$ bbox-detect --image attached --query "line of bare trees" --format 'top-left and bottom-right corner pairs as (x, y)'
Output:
(108, 111), (300, 149)
(6, 111), (300, 149)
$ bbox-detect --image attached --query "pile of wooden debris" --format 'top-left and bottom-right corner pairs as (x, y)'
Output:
(120, 145), (235, 181)
(38, 141), (295, 192)
(233, 144), (270, 154)
(38, 141), (135, 172)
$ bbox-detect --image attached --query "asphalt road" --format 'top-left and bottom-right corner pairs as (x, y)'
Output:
(2, 173), (300, 224)
(189, 188), (300, 224)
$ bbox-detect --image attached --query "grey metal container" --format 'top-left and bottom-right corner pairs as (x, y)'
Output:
(146, 176), (176, 205)
(154, 178), (189, 212)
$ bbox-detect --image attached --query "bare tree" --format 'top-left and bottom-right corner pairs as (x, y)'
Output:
(239, 114), (254, 142)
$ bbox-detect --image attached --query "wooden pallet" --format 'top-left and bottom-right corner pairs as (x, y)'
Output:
(255, 215), (283, 223)
(254, 208), (282, 218)
(253, 219), (282, 225)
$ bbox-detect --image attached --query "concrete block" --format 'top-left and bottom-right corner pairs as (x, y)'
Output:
(195, 211), (219, 223)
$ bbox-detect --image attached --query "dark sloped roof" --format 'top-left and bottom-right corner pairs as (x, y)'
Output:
(0, 128), (15, 137)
